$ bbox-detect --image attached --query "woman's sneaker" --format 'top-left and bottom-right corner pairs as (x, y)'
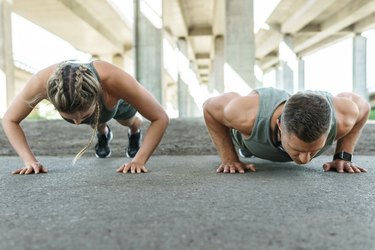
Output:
(95, 126), (113, 158)
(126, 130), (141, 158)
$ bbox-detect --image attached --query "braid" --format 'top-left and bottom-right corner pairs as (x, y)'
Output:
(72, 102), (100, 165)
(47, 63), (66, 109)
(47, 61), (101, 113)
(46, 61), (103, 165)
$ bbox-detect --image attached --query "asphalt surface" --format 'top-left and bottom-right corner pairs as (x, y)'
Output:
(1, 119), (375, 157)
(1, 155), (374, 250)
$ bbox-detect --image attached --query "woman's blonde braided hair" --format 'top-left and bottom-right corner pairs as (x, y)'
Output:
(46, 61), (102, 164)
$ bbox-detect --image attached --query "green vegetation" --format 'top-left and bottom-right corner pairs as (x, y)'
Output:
(370, 109), (375, 120)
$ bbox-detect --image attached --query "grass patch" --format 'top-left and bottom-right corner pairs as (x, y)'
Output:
(370, 109), (375, 120)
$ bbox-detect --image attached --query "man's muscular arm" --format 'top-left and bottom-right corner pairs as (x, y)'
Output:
(203, 93), (240, 163)
(323, 92), (370, 173)
(203, 93), (256, 173)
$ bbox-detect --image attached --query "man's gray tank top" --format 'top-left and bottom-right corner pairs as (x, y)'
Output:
(231, 87), (337, 162)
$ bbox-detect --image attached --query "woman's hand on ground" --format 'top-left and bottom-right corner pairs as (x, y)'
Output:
(216, 161), (256, 174)
(12, 162), (48, 175)
(116, 162), (148, 174)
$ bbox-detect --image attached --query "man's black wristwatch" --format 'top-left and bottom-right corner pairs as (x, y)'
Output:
(333, 151), (352, 162)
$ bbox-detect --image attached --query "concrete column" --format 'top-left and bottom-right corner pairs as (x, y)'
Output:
(275, 61), (293, 94)
(224, 0), (255, 89)
(208, 61), (214, 93)
(0, 0), (14, 116)
(298, 58), (305, 91)
(211, 35), (224, 93)
(352, 34), (368, 100)
(134, 0), (163, 103)
(277, 36), (295, 93)
(188, 60), (200, 117)
(177, 38), (189, 118)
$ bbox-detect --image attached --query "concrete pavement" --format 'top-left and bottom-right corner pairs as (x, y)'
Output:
(0, 155), (374, 250)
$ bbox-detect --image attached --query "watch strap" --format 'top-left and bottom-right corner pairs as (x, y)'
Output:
(333, 151), (352, 161)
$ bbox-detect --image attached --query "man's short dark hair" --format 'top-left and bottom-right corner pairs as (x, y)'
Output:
(282, 91), (332, 142)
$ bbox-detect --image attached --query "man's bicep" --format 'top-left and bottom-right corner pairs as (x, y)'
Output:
(335, 93), (369, 120)
(203, 93), (241, 127)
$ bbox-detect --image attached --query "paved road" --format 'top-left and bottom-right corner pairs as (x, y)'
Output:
(1, 155), (374, 250)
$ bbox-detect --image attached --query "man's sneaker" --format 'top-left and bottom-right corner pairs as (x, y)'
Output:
(95, 126), (113, 158)
(126, 130), (141, 158)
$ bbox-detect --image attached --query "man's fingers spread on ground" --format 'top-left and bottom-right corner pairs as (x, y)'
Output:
(136, 167), (141, 174)
(123, 166), (130, 173)
(233, 163), (244, 173)
(346, 167), (354, 173)
(246, 164), (256, 172)
(33, 166), (40, 174)
(344, 164), (354, 173)
(350, 163), (367, 173)
(216, 166), (224, 173)
(223, 166), (230, 173)
(116, 165), (125, 172)
(12, 169), (22, 175)
(131, 166), (136, 174)
(351, 166), (361, 173)
(230, 166), (236, 173)
(322, 164), (331, 172)
(358, 167), (367, 173)
(40, 167), (48, 173)
(336, 164), (344, 173)
(20, 168), (28, 175)
(343, 162), (353, 173)
(25, 167), (34, 175)
(122, 164), (131, 173)
(141, 166), (148, 173)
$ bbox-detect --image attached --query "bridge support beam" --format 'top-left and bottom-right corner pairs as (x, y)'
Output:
(224, 0), (255, 91)
(353, 34), (368, 100)
(134, 0), (164, 104)
(0, 0), (14, 116)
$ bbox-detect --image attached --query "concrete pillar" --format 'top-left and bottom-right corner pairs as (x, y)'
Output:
(0, 0), (14, 116)
(224, 0), (255, 89)
(211, 35), (224, 94)
(352, 34), (368, 100)
(298, 58), (305, 91)
(177, 38), (189, 118)
(277, 36), (295, 93)
(188, 60), (201, 117)
(134, 0), (163, 103)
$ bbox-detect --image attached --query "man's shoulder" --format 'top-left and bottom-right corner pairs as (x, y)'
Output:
(333, 96), (359, 134)
(223, 94), (259, 133)
(332, 95), (358, 113)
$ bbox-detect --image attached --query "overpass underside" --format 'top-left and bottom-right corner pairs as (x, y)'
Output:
(1, 0), (375, 118)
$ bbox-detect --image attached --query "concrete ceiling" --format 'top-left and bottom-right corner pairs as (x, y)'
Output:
(11, 0), (375, 82)
(12, 0), (132, 56)
(257, 0), (375, 71)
